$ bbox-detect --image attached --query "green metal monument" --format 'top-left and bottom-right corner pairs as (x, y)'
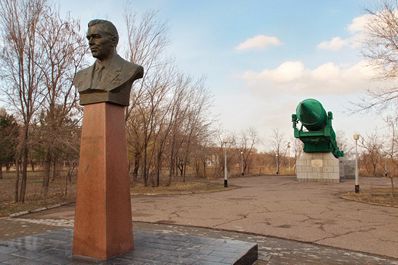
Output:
(292, 98), (343, 182)
(292, 98), (344, 158)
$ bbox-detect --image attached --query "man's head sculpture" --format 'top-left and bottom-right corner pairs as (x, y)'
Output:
(87, 19), (118, 61)
(73, 19), (144, 106)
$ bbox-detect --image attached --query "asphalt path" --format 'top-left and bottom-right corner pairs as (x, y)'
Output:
(25, 175), (398, 259)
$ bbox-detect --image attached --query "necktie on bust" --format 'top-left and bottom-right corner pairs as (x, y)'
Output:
(92, 63), (105, 88)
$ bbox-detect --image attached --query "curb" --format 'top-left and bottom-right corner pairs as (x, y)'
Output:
(9, 202), (75, 218)
(339, 192), (398, 209)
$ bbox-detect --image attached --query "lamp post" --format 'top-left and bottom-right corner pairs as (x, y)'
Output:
(353, 133), (360, 193)
(287, 142), (291, 174)
(240, 151), (244, 176)
(223, 142), (228, 187)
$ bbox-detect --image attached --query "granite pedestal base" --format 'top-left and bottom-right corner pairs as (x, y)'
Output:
(0, 228), (258, 265)
(73, 103), (132, 260)
(296, 152), (340, 183)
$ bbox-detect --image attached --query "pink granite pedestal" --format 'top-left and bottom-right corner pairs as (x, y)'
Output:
(73, 103), (132, 260)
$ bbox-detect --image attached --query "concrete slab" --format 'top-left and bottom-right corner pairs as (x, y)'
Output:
(2, 219), (398, 264)
(0, 228), (258, 265)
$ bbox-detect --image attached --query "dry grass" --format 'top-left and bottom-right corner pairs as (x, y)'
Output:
(341, 188), (398, 208)
(0, 170), (76, 217)
(131, 181), (233, 196)
(0, 170), (232, 217)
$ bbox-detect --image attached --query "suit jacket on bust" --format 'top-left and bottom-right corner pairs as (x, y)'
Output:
(74, 54), (144, 106)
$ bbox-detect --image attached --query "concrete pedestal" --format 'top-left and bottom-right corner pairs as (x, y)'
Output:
(296, 152), (340, 183)
(73, 103), (132, 260)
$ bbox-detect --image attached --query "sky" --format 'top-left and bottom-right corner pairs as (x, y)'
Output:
(56, 0), (393, 151)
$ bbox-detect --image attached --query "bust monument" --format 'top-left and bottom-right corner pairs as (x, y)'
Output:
(74, 19), (143, 106)
(73, 19), (142, 260)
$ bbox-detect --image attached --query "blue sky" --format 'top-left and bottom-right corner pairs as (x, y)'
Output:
(58, 0), (389, 151)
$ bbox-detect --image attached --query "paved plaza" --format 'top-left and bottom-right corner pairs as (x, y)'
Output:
(2, 175), (398, 264)
(0, 226), (257, 265)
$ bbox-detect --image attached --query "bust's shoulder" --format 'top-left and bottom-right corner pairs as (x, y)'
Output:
(115, 55), (143, 71)
(73, 64), (94, 91)
(113, 54), (144, 79)
(78, 64), (94, 74)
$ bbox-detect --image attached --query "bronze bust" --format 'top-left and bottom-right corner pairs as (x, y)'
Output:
(74, 19), (143, 106)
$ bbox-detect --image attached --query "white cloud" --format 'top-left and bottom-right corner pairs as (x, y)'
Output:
(347, 14), (373, 33)
(243, 61), (305, 83)
(317, 37), (346, 51)
(235, 35), (282, 51)
(241, 60), (381, 95)
(317, 14), (373, 51)
(311, 62), (341, 81)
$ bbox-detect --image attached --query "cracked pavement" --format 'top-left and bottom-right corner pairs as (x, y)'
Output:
(19, 175), (398, 260)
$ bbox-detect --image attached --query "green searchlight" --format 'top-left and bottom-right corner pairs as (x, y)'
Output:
(292, 98), (344, 158)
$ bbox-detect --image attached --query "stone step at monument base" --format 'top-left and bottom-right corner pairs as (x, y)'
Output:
(297, 178), (339, 183)
(0, 228), (258, 265)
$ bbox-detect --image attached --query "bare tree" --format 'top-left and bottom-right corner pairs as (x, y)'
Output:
(292, 138), (303, 172)
(36, 7), (86, 196)
(124, 9), (168, 120)
(361, 0), (398, 110)
(139, 66), (175, 186)
(238, 128), (257, 176)
(124, 9), (169, 186)
(0, 0), (47, 202)
(123, 8), (213, 187)
(360, 131), (383, 177)
(191, 136), (213, 179)
(384, 115), (398, 197)
(178, 77), (212, 182)
(271, 129), (286, 175)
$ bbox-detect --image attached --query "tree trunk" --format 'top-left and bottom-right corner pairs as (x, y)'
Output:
(18, 123), (31, 203)
(30, 160), (35, 172)
(167, 151), (175, 186)
(276, 158), (280, 175)
(64, 162), (75, 197)
(64, 172), (68, 196)
(182, 163), (186, 182)
(156, 152), (161, 187)
(64, 168), (71, 197)
(51, 159), (57, 181)
(195, 161), (200, 178)
(43, 152), (51, 197)
(19, 145), (28, 203)
(203, 161), (207, 179)
(0, 162), (2, 179)
(244, 159), (249, 175)
(143, 143), (148, 186)
(149, 170), (155, 187)
(182, 153), (189, 182)
(14, 159), (19, 203)
(133, 153), (140, 181)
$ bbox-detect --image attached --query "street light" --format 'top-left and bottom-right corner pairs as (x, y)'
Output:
(240, 151), (244, 176)
(223, 142), (228, 187)
(353, 133), (360, 193)
(287, 142), (291, 174)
